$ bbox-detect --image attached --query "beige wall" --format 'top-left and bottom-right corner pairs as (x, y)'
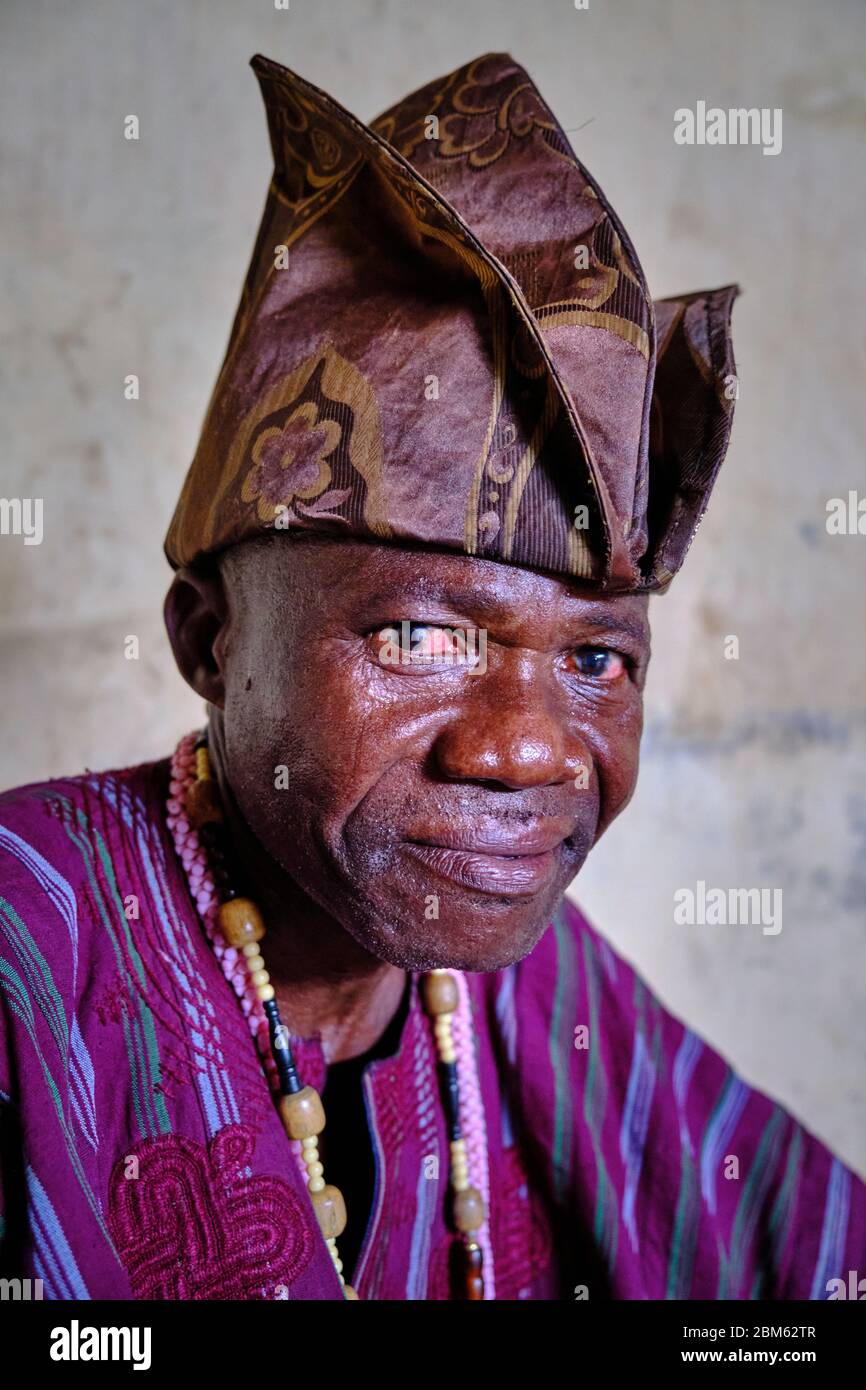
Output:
(1, 0), (864, 1173)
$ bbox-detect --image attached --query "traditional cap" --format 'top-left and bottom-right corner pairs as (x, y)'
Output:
(165, 52), (739, 593)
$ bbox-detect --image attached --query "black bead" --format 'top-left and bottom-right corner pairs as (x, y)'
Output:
(437, 1060), (462, 1142)
(263, 998), (300, 1094)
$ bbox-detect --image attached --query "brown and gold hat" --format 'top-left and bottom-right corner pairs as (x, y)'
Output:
(165, 52), (739, 593)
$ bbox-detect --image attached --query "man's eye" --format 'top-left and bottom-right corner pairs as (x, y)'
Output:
(569, 646), (626, 681)
(373, 623), (480, 667)
(406, 625), (461, 660)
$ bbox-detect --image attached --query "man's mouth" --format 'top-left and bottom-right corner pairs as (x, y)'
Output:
(402, 824), (573, 898)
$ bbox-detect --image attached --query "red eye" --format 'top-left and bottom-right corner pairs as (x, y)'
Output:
(570, 647), (626, 680)
(407, 625), (462, 660)
(373, 623), (481, 668)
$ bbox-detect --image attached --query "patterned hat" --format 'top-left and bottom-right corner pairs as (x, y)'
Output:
(165, 52), (739, 593)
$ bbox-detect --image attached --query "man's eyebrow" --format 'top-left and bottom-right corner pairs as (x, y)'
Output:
(357, 579), (495, 615)
(355, 580), (648, 642)
(571, 607), (649, 643)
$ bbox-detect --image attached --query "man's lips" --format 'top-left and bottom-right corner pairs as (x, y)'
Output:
(402, 823), (574, 898)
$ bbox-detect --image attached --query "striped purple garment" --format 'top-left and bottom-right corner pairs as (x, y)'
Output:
(0, 756), (863, 1300)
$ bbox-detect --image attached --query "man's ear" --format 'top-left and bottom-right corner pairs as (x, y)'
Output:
(163, 559), (229, 709)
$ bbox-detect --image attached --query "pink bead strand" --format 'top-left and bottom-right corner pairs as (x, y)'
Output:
(167, 733), (307, 1183)
(452, 969), (495, 1299)
(167, 730), (495, 1294)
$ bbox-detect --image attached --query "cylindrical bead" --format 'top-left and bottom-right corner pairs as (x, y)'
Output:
(278, 1085), (325, 1139)
(310, 1184), (347, 1239)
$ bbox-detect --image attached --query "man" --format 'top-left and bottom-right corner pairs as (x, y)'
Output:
(0, 52), (863, 1301)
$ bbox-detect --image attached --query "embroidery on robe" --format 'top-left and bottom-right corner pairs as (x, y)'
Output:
(108, 1123), (315, 1299)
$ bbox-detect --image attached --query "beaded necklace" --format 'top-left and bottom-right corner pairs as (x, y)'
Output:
(166, 730), (495, 1300)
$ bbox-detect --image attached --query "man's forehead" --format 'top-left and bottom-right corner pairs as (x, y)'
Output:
(267, 537), (650, 634)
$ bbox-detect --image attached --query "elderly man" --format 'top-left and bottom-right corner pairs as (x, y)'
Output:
(0, 53), (863, 1302)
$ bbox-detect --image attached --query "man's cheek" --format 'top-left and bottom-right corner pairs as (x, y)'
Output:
(582, 712), (642, 837)
(595, 738), (641, 836)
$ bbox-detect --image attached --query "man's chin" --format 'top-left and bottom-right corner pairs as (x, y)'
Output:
(339, 885), (567, 974)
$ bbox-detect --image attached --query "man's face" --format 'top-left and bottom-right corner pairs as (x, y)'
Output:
(200, 536), (650, 973)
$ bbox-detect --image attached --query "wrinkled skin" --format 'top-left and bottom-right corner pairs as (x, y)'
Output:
(164, 534), (650, 1060)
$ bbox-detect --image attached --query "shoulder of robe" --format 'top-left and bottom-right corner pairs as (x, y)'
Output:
(0, 758), (170, 895)
(0, 758), (173, 1022)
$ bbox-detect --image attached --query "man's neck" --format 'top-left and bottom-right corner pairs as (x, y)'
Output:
(205, 715), (407, 1064)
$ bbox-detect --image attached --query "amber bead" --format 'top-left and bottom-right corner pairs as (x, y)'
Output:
(465, 1273), (485, 1300)
(218, 897), (265, 948)
(465, 1243), (484, 1274)
(186, 778), (224, 828)
(278, 1085), (325, 1140)
(453, 1186), (486, 1234)
(421, 971), (459, 1016)
(343, 1285), (359, 1300)
(310, 1184), (347, 1239)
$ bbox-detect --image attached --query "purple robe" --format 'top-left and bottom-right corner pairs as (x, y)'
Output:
(0, 755), (863, 1299)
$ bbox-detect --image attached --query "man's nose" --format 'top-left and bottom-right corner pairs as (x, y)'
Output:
(432, 654), (588, 790)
